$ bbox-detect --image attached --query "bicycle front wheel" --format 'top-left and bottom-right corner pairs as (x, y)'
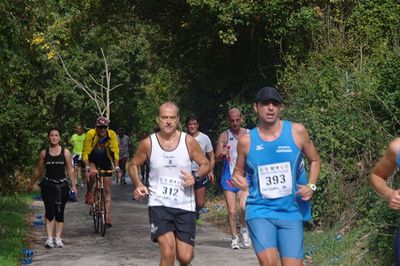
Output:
(100, 189), (106, 237)
(93, 190), (100, 233)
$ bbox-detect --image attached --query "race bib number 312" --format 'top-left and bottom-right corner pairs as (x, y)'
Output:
(156, 176), (184, 204)
(258, 162), (292, 199)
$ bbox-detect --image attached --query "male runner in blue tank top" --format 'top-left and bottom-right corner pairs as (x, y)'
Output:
(232, 86), (320, 266)
(370, 138), (400, 264)
(216, 108), (251, 249)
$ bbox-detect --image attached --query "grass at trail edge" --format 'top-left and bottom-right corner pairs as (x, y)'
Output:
(0, 193), (33, 266)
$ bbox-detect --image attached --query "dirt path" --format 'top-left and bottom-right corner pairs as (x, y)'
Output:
(29, 179), (258, 266)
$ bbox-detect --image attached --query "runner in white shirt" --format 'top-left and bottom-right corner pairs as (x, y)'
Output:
(185, 114), (215, 224)
(117, 128), (130, 184)
(129, 101), (210, 266)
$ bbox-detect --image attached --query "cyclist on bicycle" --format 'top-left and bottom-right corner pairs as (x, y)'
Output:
(82, 116), (121, 228)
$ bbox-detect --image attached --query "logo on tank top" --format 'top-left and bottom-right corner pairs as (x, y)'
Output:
(256, 144), (264, 151)
(163, 157), (177, 169)
(276, 146), (292, 153)
(46, 161), (64, 165)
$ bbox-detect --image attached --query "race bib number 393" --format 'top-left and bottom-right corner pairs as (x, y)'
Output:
(258, 162), (292, 199)
(156, 176), (184, 204)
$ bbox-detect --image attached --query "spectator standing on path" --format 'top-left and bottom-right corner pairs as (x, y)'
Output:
(69, 124), (85, 187)
(232, 86), (321, 266)
(185, 113), (215, 224)
(370, 138), (400, 264)
(28, 128), (77, 248)
(129, 101), (210, 266)
(215, 108), (251, 249)
(82, 116), (122, 227)
(117, 128), (130, 184)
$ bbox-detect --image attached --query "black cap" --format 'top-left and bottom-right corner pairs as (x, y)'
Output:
(254, 86), (282, 103)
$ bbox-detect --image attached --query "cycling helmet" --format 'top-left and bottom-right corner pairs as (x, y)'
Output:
(96, 116), (110, 127)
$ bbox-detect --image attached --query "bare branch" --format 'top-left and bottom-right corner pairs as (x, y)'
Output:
(89, 74), (107, 90)
(109, 84), (123, 92)
(57, 48), (122, 121)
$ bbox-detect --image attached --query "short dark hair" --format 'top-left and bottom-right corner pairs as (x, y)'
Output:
(185, 113), (199, 125)
(47, 127), (62, 137)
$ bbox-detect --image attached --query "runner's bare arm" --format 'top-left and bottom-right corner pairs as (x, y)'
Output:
(28, 149), (46, 191)
(129, 137), (150, 198)
(206, 150), (216, 182)
(370, 139), (400, 209)
(232, 134), (250, 191)
(215, 131), (228, 161)
(293, 123), (320, 200)
(188, 136), (210, 179)
(64, 149), (77, 191)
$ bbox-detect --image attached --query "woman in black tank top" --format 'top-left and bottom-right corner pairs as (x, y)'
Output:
(28, 128), (77, 248)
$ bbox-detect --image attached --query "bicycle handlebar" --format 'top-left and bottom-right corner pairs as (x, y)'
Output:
(91, 169), (117, 177)
(95, 169), (116, 173)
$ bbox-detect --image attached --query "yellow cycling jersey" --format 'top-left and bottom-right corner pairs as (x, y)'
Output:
(82, 128), (120, 162)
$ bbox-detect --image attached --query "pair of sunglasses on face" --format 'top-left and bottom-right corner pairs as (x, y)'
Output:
(97, 125), (108, 129)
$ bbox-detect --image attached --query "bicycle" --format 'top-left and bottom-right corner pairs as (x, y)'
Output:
(90, 169), (114, 236)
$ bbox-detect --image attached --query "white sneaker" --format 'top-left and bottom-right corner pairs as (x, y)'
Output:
(231, 236), (240, 250)
(54, 238), (64, 248)
(44, 238), (55, 248)
(241, 227), (251, 248)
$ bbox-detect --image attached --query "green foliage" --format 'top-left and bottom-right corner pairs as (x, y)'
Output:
(2, 0), (400, 262)
(0, 193), (32, 266)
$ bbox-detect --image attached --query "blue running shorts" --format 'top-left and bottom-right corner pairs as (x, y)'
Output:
(247, 218), (304, 259)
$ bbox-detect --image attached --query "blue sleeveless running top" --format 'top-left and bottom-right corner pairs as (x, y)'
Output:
(245, 120), (311, 221)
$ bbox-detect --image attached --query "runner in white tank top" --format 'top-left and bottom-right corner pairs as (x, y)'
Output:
(148, 132), (195, 211)
(215, 108), (251, 249)
(128, 102), (210, 266)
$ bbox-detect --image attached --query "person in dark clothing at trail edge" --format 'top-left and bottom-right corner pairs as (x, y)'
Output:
(29, 128), (77, 248)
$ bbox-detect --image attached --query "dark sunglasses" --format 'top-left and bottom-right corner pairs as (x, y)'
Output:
(97, 125), (108, 129)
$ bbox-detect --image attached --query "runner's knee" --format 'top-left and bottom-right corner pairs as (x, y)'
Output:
(55, 211), (64, 222)
(45, 212), (55, 221)
(177, 252), (193, 265)
(160, 246), (175, 263)
(257, 249), (279, 266)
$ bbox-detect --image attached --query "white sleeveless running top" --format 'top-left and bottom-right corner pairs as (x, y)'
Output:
(148, 132), (195, 212)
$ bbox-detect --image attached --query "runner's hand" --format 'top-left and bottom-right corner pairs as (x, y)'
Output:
(133, 184), (148, 200)
(208, 172), (215, 183)
(181, 170), (195, 187)
(27, 181), (35, 192)
(232, 174), (248, 191)
(219, 145), (230, 159)
(296, 184), (313, 201)
(115, 166), (122, 183)
(387, 189), (400, 210)
(70, 186), (78, 195)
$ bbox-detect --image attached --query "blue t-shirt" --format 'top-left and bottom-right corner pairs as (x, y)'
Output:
(245, 120), (311, 221)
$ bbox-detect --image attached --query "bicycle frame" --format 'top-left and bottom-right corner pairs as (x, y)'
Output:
(91, 169), (114, 237)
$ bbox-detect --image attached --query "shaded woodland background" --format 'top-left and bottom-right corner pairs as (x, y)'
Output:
(1, 0), (400, 263)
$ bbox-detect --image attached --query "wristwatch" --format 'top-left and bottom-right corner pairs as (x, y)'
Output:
(306, 183), (317, 192)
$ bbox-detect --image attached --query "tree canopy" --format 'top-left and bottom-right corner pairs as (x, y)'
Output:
(1, 0), (400, 263)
